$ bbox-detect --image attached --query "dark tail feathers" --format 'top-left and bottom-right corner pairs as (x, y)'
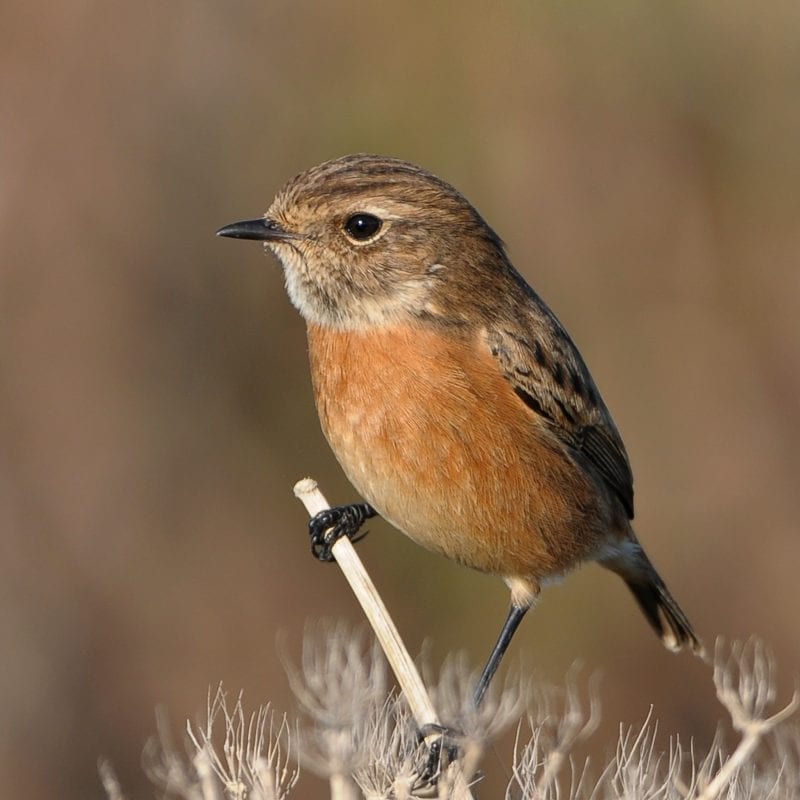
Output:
(624, 573), (705, 658)
(603, 548), (705, 659)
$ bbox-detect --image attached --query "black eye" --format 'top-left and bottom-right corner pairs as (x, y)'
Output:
(344, 213), (382, 240)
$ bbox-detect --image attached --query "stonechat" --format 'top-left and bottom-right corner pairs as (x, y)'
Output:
(218, 154), (703, 704)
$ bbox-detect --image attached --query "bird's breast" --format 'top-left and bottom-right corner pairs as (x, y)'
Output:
(306, 321), (609, 579)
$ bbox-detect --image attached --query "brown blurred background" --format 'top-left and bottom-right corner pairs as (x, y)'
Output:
(2, 2), (799, 797)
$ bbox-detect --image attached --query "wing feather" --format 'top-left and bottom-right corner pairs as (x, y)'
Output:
(485, 315), (634, 519)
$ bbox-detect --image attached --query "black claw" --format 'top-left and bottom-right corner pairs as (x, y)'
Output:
(308, 503), (376, 562)
(417, 723), (462, 785)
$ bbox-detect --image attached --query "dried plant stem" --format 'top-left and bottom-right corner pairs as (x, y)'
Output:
(328, 773), (359, 800)
(97, 760), (128, 800)
(293, 478), (475, 800)
(193, 750), (224, 800)
(695, 686), (799, 799)
(690, 638), (800, 800)
(293, 478), (439, 728)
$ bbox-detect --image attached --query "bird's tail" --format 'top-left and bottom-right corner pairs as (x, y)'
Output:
(602, 545), (705, 659)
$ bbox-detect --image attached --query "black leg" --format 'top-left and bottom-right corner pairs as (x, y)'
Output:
(308, 503), (377, 562)
(473, 604), (528, 707)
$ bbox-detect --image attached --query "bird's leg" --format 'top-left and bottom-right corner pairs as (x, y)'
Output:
(308, 503), (377, 562)
(473, 604), (529, 706)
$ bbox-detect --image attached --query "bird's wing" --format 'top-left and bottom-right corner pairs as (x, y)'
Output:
(485, 310), (634, 519)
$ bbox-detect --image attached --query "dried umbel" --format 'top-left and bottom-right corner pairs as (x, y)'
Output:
(140, 687), (298, 800)
(102, 629), (798, 800)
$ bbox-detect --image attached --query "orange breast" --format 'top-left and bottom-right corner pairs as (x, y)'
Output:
(306, 321), (611, 581)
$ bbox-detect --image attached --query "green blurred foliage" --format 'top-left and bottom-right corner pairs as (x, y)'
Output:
(1, 2), (798, 798)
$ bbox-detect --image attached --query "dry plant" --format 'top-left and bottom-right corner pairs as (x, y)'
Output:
(129, 687), (299, 800)
(99, 483), (799, 798)
(103, 631), (799, 800)
(508, 663), (601, 798)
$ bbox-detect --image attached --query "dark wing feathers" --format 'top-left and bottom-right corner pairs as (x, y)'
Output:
(577, 426), (634, 518)
(486, 318), (635, 519)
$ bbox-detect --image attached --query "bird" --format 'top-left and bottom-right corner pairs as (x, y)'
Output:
(217, 153), (703, 705)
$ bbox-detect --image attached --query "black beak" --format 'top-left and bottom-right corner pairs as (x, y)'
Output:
(216, 217), (296, 242)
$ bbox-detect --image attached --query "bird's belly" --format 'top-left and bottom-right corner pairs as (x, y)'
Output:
(307, 322), (611, 579)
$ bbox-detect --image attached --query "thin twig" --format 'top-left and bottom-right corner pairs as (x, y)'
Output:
(695, 639), (800, 800)
(293, 478), (475, 800)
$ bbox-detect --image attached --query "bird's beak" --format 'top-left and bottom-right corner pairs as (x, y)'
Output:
(216, 217), (296, 242)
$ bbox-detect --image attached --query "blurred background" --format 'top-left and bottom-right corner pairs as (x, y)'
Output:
(2, 1), (799, 797)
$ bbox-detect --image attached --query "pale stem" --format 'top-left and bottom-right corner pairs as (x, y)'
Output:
(293, 478), (475, 800)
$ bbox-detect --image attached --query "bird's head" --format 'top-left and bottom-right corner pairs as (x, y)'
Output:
(217, 154), (507, 329)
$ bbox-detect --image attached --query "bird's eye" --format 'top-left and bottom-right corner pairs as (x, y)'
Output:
(344, 213), (382, 241)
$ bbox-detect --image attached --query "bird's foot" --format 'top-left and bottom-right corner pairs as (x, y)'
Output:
(417, 723), (462, 785)
(308, 503), (376, 562)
